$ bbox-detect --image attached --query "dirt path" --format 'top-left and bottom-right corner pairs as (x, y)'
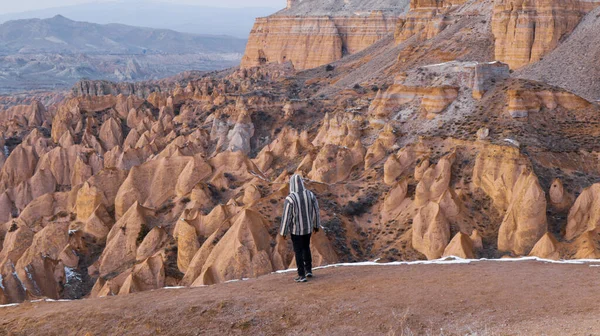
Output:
(2, 260), (600, 335)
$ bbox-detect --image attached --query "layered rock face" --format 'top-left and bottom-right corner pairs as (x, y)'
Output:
(491, 0), (600, 69)
(242, 0), (411, 70)
(369, 61), (510, 121)
(395, 0), (469, 43)
(242, 13), (399, 69)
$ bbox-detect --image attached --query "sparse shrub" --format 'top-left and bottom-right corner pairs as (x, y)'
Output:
(342, 193), (378, 217)
(137, 223), (150, 244)
(325, 64), (335, 71)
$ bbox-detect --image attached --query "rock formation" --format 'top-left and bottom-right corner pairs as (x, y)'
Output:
(242, 3), (405, 69)
(492, 0), (600, 69)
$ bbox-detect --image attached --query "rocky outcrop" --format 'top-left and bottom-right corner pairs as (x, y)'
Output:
(369, 61), (510, 121)
(442, 232), (475, 259)
(190, 209), (274, 286)
(97, 202), (152, 278)
(528, 232), (560, 260)
(242, 12), (398, 70)
(565, 184), (600, 241)
(395, 0), (469, 43)
(549, 178), (573, 211)
(0, 101), (50, 127)
(492, 0), (600, 69)
(507, 88), (590, 118)
(473, 146), (547, 255)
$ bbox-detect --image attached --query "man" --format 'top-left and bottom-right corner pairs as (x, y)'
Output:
(279, 174), (320, 283)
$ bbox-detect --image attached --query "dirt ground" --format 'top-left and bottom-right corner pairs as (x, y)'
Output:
(1, 260), (600, 336)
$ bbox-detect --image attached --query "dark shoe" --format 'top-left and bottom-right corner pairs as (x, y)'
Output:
(294, 276), (307, 283)
(306, 272), (313, 278)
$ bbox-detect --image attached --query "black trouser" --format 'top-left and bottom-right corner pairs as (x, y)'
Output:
(291, 233), (312, 277)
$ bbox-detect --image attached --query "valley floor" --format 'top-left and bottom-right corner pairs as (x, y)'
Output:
(1, 260), (600, 335)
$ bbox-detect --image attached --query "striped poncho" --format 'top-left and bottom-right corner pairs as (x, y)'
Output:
(279, 174), (320, 236)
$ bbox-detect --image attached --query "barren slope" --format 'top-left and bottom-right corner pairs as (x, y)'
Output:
(2, 260), (600, 335)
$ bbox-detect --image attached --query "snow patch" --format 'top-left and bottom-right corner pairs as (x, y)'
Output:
(274, 256), (600, 274)
(64, 267), (81, 284)
(224, 278), (250, 284)
(44, 36), (67, 44)
(0, 298), (73, 308)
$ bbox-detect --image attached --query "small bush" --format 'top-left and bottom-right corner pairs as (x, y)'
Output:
(341, 193), (378, 217)
(325, 65), (335, 71)
(137, 223), (151, 244)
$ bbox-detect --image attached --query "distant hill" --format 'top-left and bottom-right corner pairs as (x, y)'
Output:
(0, 2), (278, 38)
(0, 15), (247, 94)
(0, 15), (247, 55)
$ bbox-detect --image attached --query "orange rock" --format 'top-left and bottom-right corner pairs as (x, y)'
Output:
(442, 232), (475, 259)
(369, 85), (458, 119)
(565, 184), (600, 241)
(82, 205), (113, 241)
(174, 219), (200, 273)
(175, 155), (213, 197)
(497, 171), (547, 256)
(183, 204), (234, 238)
(0, 144), (38, 189)
(415, 152), (454, 206)
(549, 178), (573, 211)
(0, 192), (13, 222)
(573, 231), (600, 259)
(492, 0), (600, 69)
(180, 222), (230, 286)
(136, 227), (168, 262)
(470, 230), (483, 250)
(123, 128), (140, 149)
(473, 144), (529, 212)
(18, 192), (69, 227)
(118, 255), (165, 295)
(190, 209), (273, 286)
(98, 202), (152, 277)
(98, 117), (123, 151)
(0, 221), (34, 270)
(528, 232), (560, 260)
(114, 156), (193, 219)
(308, 143), (364, 184)
(0, 101), (49, 127)
(395, 0), (468, 43)
(242, 13), (397, 70)
(412, 202), (451, 260)
(364, 140), (387, 169)
(312, 113), (363, 148)
(15, 222), (69, 299)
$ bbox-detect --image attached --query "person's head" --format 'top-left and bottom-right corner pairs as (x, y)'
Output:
(289, 174), (305, 193)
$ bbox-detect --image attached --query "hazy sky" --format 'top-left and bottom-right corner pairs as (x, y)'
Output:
(4, 0), (283, 13)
